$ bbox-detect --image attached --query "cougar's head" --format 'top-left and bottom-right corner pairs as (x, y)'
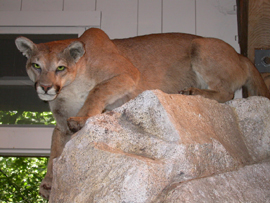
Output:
(15, 37), (85, 101)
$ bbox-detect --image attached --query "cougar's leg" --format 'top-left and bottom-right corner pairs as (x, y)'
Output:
(180, 86), (234, 102)
(39, 126), (69, 200)
(187, 37), (247, 102)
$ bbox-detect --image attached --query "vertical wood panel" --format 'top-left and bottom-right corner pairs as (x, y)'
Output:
(138, 0), (162, 36)
(21, 0), (63, 11)
(196, 0), (239, 52)
(237, 0), (249, 56)
(0, 0), (21, 11)
(63, 0), (96, 11)
(248, 0), (270, 62)
(163, 0), (195, 34)
(97, 0), (138, 39)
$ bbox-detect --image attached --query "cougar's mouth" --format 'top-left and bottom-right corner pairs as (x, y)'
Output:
(36, 85), (59, 101)
(37, 93), (58, 101)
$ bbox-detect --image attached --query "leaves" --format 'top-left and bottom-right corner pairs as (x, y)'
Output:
(0, 157), (48, 203)
(0, 111), (54, 202)
(0, 111), (56, 125)
(0, 111), (53, 203)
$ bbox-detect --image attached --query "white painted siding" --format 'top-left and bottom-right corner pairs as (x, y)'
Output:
(97, 0), (138, 39)
(163, 0), (196, 34)
(0, 0), (238, 48)
(0, 0), (21, 11)
(63, 0), (96, 11)
(196, 0), (239, 51)
(138, 0), (162, 35)
(21, 0), (63, 11)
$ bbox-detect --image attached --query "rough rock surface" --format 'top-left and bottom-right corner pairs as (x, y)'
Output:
(49, 90), (270, 203)
(227, 97), (270, 162)
(164, 160), (270, 202)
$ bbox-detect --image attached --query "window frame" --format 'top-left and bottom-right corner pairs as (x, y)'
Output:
(0, 125), (54, 156)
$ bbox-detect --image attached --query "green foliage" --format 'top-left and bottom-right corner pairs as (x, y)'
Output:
(0, 157), (48, 203)
(0, 111), (55, 125)
(0, 111), (54, 202)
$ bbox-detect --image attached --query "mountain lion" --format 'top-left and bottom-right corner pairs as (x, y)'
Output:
(15, 28), (270, 199)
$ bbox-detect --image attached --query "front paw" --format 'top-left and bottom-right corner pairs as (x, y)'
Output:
(39, 176), (52, 200)
(67, 117), (88, 133)
(179, 87), (197, 95)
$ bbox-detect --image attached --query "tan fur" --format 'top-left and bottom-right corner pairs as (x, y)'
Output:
(15, 28), (270, 199)
(261, 72), (270, 91)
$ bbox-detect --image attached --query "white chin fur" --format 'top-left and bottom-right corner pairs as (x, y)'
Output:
(38, 93), (57, 101)
(36, 86), (58, 101)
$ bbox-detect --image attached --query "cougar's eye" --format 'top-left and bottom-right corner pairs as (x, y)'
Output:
(32, 63), (41, 69)
(56, 66), (66, 71)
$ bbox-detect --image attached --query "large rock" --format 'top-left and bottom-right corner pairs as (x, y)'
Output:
(227, 97), (270, 161)
(163, 160), (270, 202)
(49, 90), (270, 202)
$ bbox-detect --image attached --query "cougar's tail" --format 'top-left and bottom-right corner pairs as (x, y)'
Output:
(261, 72), (270, 90)
(241, 56), (270, 99)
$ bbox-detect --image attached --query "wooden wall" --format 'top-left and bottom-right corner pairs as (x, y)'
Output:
(248, 0), (270, 62)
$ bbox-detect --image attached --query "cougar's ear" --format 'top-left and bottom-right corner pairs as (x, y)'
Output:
(15, 37), (37, 58)
(64, 41), (85, 63)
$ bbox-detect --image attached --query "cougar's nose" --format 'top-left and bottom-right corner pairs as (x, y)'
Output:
(40, 84), (53, 93)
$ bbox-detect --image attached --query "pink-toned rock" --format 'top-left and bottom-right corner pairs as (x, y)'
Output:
(49, 90), (270, 202)
(227, 96), (270, 161)
(163, 160), (270, 202)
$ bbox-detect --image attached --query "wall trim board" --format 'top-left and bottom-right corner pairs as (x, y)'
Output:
(0, 125), (54, 156)
(0, 11), (100, 27)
